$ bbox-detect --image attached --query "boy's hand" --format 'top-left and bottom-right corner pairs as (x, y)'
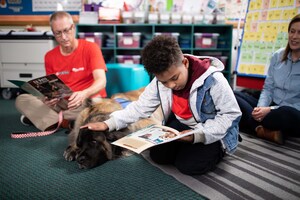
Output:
(178, 130), (194, 143)
(82, 122), (108, 131)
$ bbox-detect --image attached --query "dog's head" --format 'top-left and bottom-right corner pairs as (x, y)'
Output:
(75, 127), (113, 169)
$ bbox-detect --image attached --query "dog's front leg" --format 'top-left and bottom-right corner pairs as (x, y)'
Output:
(63, 145), (79, 161)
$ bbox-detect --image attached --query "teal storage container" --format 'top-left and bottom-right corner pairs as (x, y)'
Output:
(106, 64), (150, 97)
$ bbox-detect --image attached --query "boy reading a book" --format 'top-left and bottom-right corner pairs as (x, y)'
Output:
(87, 35), (241, 175)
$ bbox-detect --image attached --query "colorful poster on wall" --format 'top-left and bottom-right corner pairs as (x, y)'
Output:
(0, 0), (81, 15)
(32, 0), (81, 12)
(236, 0), (300, 78)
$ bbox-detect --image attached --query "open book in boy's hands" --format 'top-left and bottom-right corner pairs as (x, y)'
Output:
(112, 124), (196, 154)
(9, 74), (73, 109)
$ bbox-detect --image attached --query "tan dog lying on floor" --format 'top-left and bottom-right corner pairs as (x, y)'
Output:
(63, 87), (162, 169)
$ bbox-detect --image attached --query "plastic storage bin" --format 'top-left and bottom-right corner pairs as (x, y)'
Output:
(78, 32), (102, 47)
(193, 14), (204, 24)
(105, 33), (115, 48)
(194, 33), (219, 48)
(142, 33), (152, 47)
(217, 36), (227, 48)
(160, 13), (170, 24)
(117, 32), (141, 48)
(122, 11), (133, 24)
(179, 35), (191, 48)
(84, 3), (100, 12)
(106, 64), (150, 97)
(171, 13), (181, 24)
(148, 12), (159, 24)
(117, 55), (141, 64)
(182, 14), (193, 24)
(79, 12), (98, 24)
(203, 14), (214, 24)
(134, 11), (146, 23)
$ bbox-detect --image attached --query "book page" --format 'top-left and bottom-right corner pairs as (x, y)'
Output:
(112, 137), (154, 154)
(9, 74), (72, 108)
(112, 124), (196, 154)
(28, 74), (72, 99)
(8, 80), (44, 97)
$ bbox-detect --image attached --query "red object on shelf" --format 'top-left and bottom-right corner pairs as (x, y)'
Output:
(236, 76), (265, 90)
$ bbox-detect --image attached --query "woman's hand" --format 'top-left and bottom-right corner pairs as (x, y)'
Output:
(82, 122), (108, 131)
(252, 106), (271, 122)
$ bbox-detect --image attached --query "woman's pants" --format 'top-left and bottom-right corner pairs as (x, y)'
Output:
(234, 90), (300, 136)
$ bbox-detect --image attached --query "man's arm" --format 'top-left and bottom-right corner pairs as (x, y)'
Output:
(82, 69), (106, 98)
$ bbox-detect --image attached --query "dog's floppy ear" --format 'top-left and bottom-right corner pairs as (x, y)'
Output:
(92, 132), (113, 160)
(77, 127), (91, 147)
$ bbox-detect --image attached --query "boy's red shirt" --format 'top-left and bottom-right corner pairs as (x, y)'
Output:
(172, 56), (211, 119)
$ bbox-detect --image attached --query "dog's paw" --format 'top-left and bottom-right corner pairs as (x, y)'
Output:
(63, 146), (77, 161)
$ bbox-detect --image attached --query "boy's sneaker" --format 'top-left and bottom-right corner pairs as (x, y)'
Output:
(20, 115), (33, 126)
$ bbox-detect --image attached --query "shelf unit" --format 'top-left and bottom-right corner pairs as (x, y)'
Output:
(76, 24), (233, 82)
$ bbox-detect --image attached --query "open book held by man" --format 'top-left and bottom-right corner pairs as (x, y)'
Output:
(9, 74), (72, 110)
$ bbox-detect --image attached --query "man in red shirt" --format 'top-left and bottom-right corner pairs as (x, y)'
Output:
(15, 11), (107, 131)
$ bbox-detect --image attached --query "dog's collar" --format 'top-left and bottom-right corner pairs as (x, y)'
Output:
(114, 98), (132, 109)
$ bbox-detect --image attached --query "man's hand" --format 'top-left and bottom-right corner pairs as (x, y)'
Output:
(43, 97), (59, 107)
(68, 91), (88, 109)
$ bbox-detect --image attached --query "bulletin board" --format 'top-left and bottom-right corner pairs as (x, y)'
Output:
(0, 0), (81, 25)
(235, 0), (300, 89)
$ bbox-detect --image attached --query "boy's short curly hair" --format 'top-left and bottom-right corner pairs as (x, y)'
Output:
(141, 35), (183, 74)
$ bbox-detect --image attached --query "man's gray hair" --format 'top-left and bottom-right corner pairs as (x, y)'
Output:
(49, 11), (73, 27)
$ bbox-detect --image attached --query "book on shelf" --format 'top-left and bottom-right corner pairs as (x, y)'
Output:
(112, 124), (196, 154)
(9, 74), (72, 109)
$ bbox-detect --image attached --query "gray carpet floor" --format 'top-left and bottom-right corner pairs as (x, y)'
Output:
(143, 133), (300, 199)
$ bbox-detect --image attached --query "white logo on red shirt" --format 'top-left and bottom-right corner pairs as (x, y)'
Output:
(56, 71), (69, 76)
(72, 67), (84, 72)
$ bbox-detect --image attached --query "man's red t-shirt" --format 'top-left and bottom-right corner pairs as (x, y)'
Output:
(45, 39), (107, 97)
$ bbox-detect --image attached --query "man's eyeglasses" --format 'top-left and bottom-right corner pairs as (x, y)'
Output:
(53, 24), (73, 38)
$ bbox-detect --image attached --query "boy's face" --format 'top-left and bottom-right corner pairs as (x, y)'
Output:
(155, 57), (189, 91)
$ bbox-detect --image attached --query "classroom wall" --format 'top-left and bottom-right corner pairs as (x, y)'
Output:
(0, 0), (246, 75)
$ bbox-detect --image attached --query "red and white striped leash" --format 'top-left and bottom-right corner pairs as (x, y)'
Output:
(11, 111), (63, 139)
